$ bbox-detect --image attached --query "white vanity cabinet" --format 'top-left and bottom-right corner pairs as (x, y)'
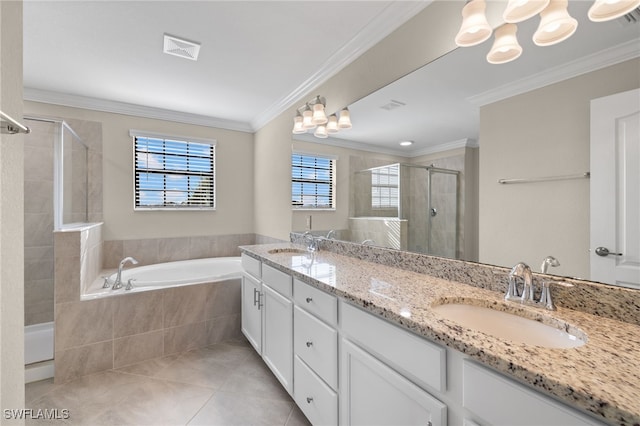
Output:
(241, 254), (262, 352)
(293, 279), (339, 426)
(463, 361), (605, 426)
(340, 301), (448, 426)
(240, 254), (294, 395)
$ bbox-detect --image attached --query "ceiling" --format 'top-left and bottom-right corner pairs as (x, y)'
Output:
(22, 0), (430, 132)
(324, 1), (640, 156)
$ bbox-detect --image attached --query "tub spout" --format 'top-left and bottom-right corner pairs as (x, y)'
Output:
(114, 257), (138, 290)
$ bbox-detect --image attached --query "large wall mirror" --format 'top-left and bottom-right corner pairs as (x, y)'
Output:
(292, 1), (640, 288)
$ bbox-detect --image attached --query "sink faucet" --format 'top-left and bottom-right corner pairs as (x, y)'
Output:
(114, 256), (138, 290)
(505, 262), (534, 303)
(303, 232), (319, 253)
(361, 239), (375, 246)
(326, 229), (336, 240)
(541, 256), (560, 274)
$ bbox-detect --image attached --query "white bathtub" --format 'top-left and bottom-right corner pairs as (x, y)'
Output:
(25, 321), (55, 383)
(83, 257), (243, 300)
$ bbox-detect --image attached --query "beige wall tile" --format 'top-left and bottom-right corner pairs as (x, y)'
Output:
(113, 330), (164, 369)
(188, 236), (211, 259)
(113, 291), (163, 338)
(54, 231), (80, 259)
(55, 299), (112, 350)
(206, 314), (241, 346)
(54, 255), (80, 304)
(54, 341), (113, 384)
(103, 240), (123, 269)
(163, 284), (207, 328)
(158, 237), (190, 263)
(163, 322), (207, 355)
(123, 238), (159, 266)
(206, 279), (241, 319)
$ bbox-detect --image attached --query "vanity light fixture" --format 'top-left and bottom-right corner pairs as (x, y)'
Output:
(487, 24), (523, 64)
(292, 96), (352, 138)
(455, 0), (493, 47)
(588, 0), (640, 22)
(503, 0), (550, 23)
(456, 0), (634, 64)
(533, 0), (578, 46)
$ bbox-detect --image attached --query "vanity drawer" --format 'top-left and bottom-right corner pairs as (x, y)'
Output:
(340, 301), (446, 392)
(294, 355), (338, 426)
(241, 253), (261, 279)
(294, 306), (338, 389)
(262, 263), (292, 298)
(463, 360), (604, 426)
(294, 278), (338, 326)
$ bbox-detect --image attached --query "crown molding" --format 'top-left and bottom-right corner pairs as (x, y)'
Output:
(294, 133), (477, 159)
(468, 40), (640, 107)
(250, 1), (433, 131)
(23, 88), (254, 133)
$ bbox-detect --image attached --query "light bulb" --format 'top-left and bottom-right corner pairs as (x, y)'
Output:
(326, 115), (339, 133)
(338, 108), (352, 129)
(455, 0), (492, 47)
(311, 101), (328, 125)
(533, 0), (577, 46)
(487, 24), (522, 64)
(588, 0), (640, 21)
(292, 114), (305, 134)
(503, 0), (550, 23)
(302, 107), (315, 129)
(314, 125), (328, 139)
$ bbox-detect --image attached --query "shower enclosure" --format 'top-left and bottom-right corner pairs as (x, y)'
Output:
(352, 163), (459, 257)
(23, 118), (89, 371)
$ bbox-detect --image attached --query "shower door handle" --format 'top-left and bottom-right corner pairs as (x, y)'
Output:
(430, 207), (437, 217)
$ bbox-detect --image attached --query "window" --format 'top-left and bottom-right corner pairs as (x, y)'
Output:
(371, 164), (399, 209)
(131, 130), (215, 210)
(291, 153), (335, 209)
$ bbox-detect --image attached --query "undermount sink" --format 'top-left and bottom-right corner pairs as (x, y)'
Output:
(432, 300), (586, 349)
(267, 248), (308, 255)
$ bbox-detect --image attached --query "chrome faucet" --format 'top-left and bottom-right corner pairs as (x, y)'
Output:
(326, 229), (336, 240)
(113, 257), (138, 290)
(361, 239), (375, 246)
(303, 232), (319, 253)
(505, 262), (534, 303)
(541, 256), (560, 274)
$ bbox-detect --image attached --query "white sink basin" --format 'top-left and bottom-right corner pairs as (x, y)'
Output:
(432, 301), (586, 349)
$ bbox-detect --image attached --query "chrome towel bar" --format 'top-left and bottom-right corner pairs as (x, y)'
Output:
(498, 172), (590, 185)
(0, 110), (31, 135)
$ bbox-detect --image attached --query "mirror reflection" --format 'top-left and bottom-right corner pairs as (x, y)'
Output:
(292, 1), (640, 287)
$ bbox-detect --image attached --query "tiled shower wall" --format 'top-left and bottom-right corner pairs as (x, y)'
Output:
(24, 117), (103, 326)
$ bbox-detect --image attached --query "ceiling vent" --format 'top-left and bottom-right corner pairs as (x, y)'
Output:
(163, 34), (201, 61)
(620, 7), (640, 24)
(380, 100), (406, 111)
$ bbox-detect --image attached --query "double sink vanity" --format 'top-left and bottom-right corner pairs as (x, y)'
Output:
(239, 240), (640, 426)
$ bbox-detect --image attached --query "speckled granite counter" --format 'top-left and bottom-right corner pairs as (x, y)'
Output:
(241, 243), (640, 426)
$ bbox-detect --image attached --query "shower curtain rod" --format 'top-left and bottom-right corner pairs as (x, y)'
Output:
(0, 110), (31, 135)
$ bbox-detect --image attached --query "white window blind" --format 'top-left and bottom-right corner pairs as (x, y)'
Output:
(292, 153), (335, 209)
(371, 164), (399, 209)
(132, 132), (215, 210)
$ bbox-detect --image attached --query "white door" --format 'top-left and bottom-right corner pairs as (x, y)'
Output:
(340, 339), (447, 426)
(590, 88), (640, 288)
(262, 284), (293, 395)
(241, 274), (262, 352)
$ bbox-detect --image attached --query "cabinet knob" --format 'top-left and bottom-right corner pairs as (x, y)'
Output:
(306, 397), (313, 404)
(306, 341), (313, 347)
(306, 297), (313, 303)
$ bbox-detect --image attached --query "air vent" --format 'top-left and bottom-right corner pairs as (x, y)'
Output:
(620, 7), (640, 24)
(163, 34), (201, 61)
(380, 100), (406, 111)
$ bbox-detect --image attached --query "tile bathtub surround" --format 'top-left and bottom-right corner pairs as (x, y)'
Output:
(102, 233), (258, 269)
(54, 279), (242, 384)
(246, 242), (640, 425)
(292, 234), (640, 327)
(26, 340), (310, 426)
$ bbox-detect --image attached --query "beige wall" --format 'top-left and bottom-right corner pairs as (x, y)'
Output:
(24, 102), (255, 241)
(0, 0), (26, 418)
(479, 58), (640, 278)
(254, 1), (462, 240)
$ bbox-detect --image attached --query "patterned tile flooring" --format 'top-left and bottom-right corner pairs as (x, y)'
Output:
(25, 339), (311, 426)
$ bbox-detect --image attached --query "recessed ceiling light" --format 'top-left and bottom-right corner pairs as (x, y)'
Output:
(163, 34), (201, 61)
(399, 140), (414, 146)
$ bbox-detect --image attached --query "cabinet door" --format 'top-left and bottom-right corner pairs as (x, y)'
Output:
(241, 274), (262, 353)
(262, 284), (293, 395)
(340, 339), (447, 426)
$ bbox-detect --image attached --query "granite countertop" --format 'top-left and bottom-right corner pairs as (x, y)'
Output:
(241, 243), (640, 426)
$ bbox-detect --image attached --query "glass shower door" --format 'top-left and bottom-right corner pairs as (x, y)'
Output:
(427, 169), (458, 258)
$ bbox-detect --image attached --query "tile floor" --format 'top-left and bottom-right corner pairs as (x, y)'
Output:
(25, 338), (311, 426)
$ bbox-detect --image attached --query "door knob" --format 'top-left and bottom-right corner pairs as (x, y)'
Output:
(595, 247), (623, 257)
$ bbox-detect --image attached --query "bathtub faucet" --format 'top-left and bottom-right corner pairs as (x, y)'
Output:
(113, 257), (139, 290)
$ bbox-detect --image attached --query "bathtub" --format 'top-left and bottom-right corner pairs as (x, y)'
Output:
(82, 257), (243, 300)
(25, 321), (55, 383)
